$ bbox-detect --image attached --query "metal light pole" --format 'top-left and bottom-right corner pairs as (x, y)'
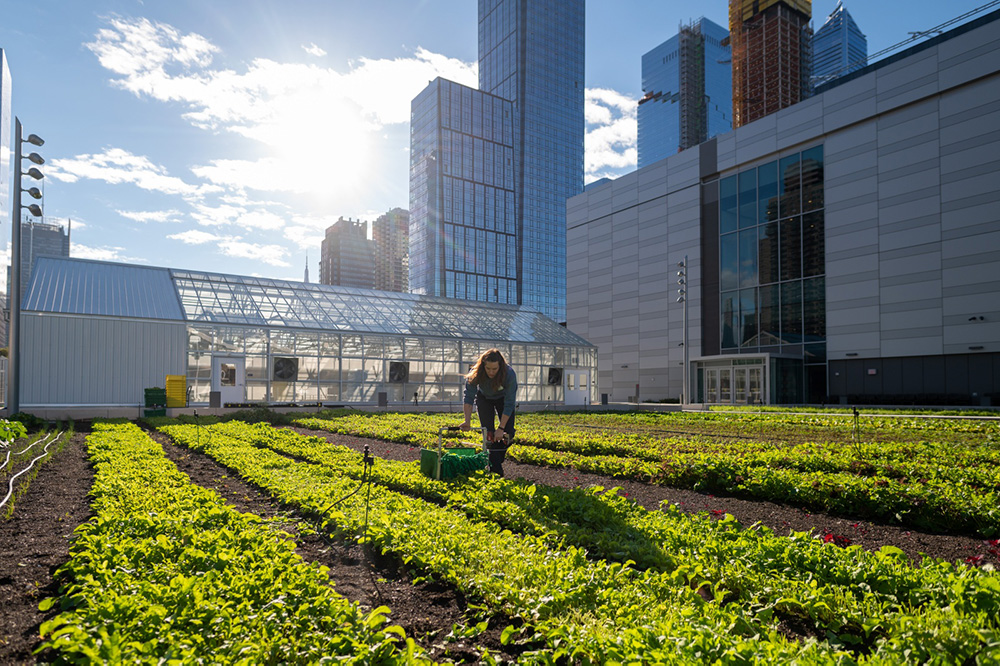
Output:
(8, 118), (45, 415)
(677, 256), (689, 405)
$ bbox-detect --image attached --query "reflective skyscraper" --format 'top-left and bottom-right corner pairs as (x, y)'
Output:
(812, 2), (867, 87)
(638, 18), (731, 167)
(409, 79), (516, 303)
(410, 0), (584, 322)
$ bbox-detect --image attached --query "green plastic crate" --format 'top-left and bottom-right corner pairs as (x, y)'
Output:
(144, 387), (167, 407)
(420, 447), (486, 479)
(144, 408), (166, 417)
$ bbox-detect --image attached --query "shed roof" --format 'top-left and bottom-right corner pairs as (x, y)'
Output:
(23, 257), (593, 347)
(24, 257), (183, 320)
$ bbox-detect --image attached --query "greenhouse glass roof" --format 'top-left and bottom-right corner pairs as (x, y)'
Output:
(24, 257), (593, 347)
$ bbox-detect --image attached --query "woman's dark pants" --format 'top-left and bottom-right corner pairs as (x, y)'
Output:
(475, 393), (515, 476)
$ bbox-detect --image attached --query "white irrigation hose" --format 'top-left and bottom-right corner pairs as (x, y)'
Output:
(0, 431), (59, 473)
(0, 431), (65, 511)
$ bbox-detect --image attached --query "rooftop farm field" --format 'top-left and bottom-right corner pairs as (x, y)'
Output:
(1, 409), (998, 663)
(292, 410), (1000, 538)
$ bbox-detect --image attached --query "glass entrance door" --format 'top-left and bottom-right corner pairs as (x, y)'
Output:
(719, 369), (732, 403)
(748, 367), (763, 404)
(706, 369), (718, 403)
(735, 369), (748, 403)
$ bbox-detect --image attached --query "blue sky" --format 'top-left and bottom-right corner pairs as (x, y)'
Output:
(0, 0), (992, 286)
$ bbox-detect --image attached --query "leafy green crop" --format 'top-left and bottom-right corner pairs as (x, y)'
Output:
(294, 411), (1000, 537)
(39, 421), (424, 664)
(160, 420), (1000, 664)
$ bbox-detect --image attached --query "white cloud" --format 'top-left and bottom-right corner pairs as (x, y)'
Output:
(47, 148), (219, 198)
(282, 212), (337, 249)
(189, 202), (243, 227)
(302, 43), (326, 57)
(88, 18), (476, 138)
(71, 243), (142, 263)
(167, 229), (223, 244)
(236, 210), (284, 230)
(116, 209), (182, 223)
(344, 47), (476, 126)
(218, 239), (290, 267)
(584, 87), (638, 183)
(87, 17), (218, 97)
(283, 225), (324, 250)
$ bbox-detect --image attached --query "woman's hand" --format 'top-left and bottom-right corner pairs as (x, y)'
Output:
(459, 421), (471, 432)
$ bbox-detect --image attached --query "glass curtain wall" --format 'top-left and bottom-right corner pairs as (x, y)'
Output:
(186, 326), (597, 406)
(719, 144), (826, 402)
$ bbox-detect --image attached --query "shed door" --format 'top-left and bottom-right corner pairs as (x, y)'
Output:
(212, 356), (245, 405)
(564, 369), (589, 406)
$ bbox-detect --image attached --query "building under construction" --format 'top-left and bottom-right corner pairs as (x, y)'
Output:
(730, 0), (813, 128)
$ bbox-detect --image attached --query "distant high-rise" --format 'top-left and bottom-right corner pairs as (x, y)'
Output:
(409, 0), (584, 321)
(372, 207), (410, 293)
(638, 17), (731, 166)
(409, 80), (516, 303)
(319, 218), (375, 289)
(5, 219), (71, 347)
(730, 0), (813, 128)
(812, 1), (867, 87)
(16, 219), (71, 298)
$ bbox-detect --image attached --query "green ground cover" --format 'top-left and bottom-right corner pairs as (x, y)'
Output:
(39, 421), (423, 664)
(291, 410), (1000, 537)
(154, 419), (1000, 664)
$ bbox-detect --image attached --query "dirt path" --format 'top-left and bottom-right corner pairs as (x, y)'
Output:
(0, 431), (93, 664)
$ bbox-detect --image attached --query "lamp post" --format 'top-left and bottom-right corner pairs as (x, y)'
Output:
(676, 255), (689, 405)
(8, 118), (45, 415)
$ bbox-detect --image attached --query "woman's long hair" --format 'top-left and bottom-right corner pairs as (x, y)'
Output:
(466, 348), (508, 391)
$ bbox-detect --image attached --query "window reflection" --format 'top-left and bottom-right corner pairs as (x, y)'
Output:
(779, 153), (801, 218)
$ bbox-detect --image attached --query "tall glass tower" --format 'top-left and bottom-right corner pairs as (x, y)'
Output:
(638, 18), (731, 167)
(812, 1), (867, 87)
(410, 0), (584, 322)
(409, 79), (517, 304)
(479, 0), (585, 322)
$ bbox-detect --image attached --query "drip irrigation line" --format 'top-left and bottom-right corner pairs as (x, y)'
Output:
(0, 431), (65, 512)
(322, 444), (376, 540)
(1, 431), (59, 473)
(192, 420), (376, 541)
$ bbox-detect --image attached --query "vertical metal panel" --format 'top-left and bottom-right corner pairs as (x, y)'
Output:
(828, 360), (846, 395)
(945, 355), (969, 395)
(968, 354), (993, 397)
(862, 359), (883, 395)
(21, 314), (187, 406)
(900, 357), (924, 395)
(844, 359), (865, 395)
(881, 357), (903, 395)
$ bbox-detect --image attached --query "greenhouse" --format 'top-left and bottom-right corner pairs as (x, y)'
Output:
(16, 257), (597, 411)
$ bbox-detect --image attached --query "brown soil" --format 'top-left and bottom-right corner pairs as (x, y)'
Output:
(1, 422), (997, 665)
(0, 430), (93, 666)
